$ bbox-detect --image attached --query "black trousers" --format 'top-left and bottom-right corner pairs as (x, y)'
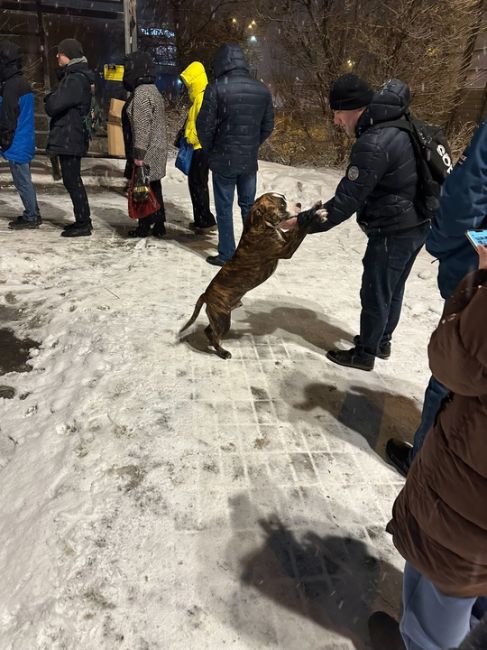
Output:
(188, 148), (215, 227)
(59, 155), (91, 226)
(359, 223), (429, 355)
(136, 179), (166, 235)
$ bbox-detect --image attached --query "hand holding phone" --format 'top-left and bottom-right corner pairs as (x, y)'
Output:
(477, 245), (487, 270)
(466, 229), (487, 249)
(465, 229), (487, 270)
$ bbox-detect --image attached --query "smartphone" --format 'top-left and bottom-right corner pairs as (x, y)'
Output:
(466, 229), (487, 250)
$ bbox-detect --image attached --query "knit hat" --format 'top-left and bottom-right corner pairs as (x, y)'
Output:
(123, 51), (156, 92)
(329, 74), (373, 110)
(57, 38), (84, 60)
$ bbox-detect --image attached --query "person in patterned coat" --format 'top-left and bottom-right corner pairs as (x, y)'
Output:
(122, 51), (168, 238)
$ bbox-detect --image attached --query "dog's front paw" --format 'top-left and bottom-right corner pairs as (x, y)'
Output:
(314, 208), (328, 223)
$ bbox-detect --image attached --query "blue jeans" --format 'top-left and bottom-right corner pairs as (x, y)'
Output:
(212, 172), (257, 261)
(411, 375), (450, 460)
(400, 562), (486, 650)
(9, 161), (40, 221)
(359, 225), (428, 355)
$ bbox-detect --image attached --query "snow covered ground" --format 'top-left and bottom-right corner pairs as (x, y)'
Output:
(0, 160), (443, 650)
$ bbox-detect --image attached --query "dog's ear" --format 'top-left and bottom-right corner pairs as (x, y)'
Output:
(247, 203), (265, 228)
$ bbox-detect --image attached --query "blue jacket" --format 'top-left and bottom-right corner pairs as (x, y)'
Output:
(426, 120), (487, 299)
(0, 41), (35, 164)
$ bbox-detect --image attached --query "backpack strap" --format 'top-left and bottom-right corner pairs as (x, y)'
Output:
(371, 118), (413, 132)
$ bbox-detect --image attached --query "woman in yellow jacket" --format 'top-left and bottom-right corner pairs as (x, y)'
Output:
(180, 61), (216, 231)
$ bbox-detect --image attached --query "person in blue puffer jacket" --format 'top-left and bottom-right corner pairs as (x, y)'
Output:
(0, 40), (41, 229)
(386, 119), (487, 477)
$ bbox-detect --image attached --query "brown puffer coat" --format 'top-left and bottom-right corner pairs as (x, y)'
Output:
(388, 269), (487, 597)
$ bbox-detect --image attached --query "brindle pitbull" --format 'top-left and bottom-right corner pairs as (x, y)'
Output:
(180, 193), (326, 359)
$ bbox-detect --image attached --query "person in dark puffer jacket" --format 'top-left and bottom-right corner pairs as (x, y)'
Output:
(196, 43), (274, 266)
(287, 74), (429, 371)
(45, 39), (94, 237)
(0, 40), (41, 230)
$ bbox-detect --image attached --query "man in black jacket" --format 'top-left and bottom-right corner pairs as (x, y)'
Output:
(0, 40), (41, 230)
(285, 75), (429, 371)
(196, 43), (274, 266)
(45, 39), (94, 237)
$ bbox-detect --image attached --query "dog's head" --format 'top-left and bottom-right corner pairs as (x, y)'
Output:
(247, 193), (301, 230)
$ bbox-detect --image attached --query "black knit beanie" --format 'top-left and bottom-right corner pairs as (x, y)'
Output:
(123, 51), (156, 91)
(329, 74), (373, 110)
(57, 39), (84, 60)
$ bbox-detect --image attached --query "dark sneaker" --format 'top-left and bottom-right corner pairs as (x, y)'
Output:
(385, 438), (412, 477)
(206, 255), (226, 267)
(10, 214), (42, 225)
(61, 224), (92, 237)
(199, 221), (217, 231)
(353, 335), (391, 359)
(189, 221), (217, 232)
(8, 216), (40, 230)
(368, 612), (405, 650)
(327, 347), (375, 371)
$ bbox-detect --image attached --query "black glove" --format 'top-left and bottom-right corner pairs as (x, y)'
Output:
(298, 201), (333, 233)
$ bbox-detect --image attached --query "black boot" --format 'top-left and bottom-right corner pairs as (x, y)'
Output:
(326, 347), (375, 371)
(152, 223), (166, 238)
(368, 612), (405, 650)
(61, 223), (92, 237)
(127, 228), (150, 238)
(385, 438), (412, 477)
(353, 335), (391, 359)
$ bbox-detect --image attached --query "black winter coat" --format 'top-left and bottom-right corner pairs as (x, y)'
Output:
(320, 79), (423, 235)
(45, 61), (94, 157)
(196, 44), (274, 176)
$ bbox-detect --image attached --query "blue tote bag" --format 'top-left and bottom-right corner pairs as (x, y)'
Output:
(175, 137), (194, 176)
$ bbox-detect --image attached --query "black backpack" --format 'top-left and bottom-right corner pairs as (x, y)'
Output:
(75, 72), (102, 140)
(375, 113), (453, 218)
(82, 94), (102, 140)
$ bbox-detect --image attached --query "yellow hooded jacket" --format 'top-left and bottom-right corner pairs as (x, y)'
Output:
(180, 61), (208, 151)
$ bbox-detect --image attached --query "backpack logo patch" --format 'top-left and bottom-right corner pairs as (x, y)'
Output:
(436, 144), (453, 174)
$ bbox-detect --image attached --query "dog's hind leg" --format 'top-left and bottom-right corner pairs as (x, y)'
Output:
(206, 309), (232, 359)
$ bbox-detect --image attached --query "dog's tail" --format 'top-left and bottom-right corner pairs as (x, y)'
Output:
(179, 294), (206, 334)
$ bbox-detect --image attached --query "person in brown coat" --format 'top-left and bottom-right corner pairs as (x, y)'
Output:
(369, 245), (487, 650)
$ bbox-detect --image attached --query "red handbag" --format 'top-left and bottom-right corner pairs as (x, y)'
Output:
(128, 166), (160, 220)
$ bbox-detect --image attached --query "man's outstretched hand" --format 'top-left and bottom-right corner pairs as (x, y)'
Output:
(279, 201), (326, 231)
